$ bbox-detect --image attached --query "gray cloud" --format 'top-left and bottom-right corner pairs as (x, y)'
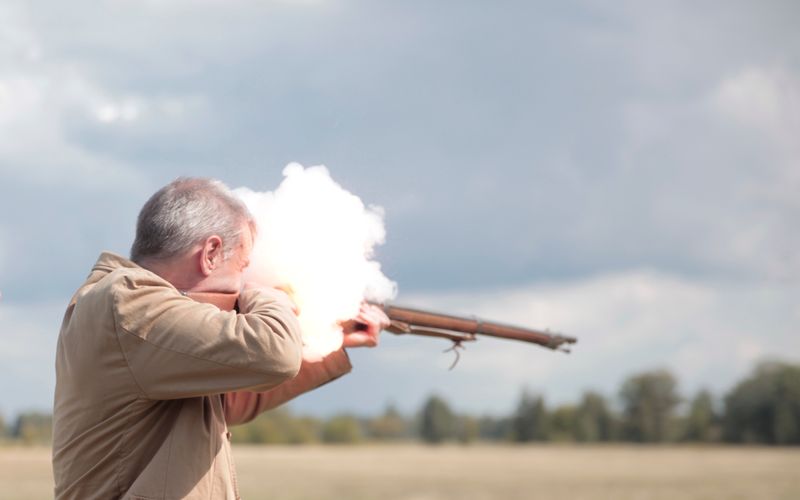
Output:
(2, 0), (798, 287)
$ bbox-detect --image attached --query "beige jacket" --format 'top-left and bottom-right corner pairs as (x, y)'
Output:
(53, 253), (352, 499)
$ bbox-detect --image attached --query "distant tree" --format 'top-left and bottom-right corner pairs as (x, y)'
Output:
(322, 415), (363, 444)
(575, 391), (616, 442)
(549, 405), (577, 442)
(682, 389), (719, 442)
(419, 395), (455, 444)
(619, 369), (681, 442)
(12, 412), (53, 445)
(367, 404), (410, 441)
(724, 361), (800, 444)
(477, 416), (511, 441)
(0, 413), (5, 440)
(512, 390), (549, 442)
(230, 408), (320, 444)
(455, 416), (480, 444)
(231, 414), (281, 444)
(291, 416), (323, 444)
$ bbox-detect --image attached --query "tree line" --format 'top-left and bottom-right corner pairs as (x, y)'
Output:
(230, 359), (800, 445)
(2, 359), (798, 446)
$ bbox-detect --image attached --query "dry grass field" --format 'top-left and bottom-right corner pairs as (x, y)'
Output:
(2, 444), (798, 499)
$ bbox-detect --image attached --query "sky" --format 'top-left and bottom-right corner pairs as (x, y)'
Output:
(0, 0), (798, 419)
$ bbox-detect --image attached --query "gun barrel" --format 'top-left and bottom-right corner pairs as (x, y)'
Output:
(375, 303), (577, 352)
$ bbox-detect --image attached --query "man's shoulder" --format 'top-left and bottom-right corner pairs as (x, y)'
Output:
(74, 252), (175, 309)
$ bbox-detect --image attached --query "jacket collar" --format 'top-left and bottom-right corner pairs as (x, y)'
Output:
(91, 251), (141, 274)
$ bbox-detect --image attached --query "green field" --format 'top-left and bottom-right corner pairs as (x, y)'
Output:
(4, 444), (799, 499)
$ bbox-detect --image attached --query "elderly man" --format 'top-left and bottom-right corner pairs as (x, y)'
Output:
(52, 178), (388, 499)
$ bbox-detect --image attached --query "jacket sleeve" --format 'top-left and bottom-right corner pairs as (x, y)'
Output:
(224, 348), (352, 426)
(112, 276), (303, 400)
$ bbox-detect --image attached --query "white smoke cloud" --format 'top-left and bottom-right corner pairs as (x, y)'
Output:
(236, 163), (396, 357)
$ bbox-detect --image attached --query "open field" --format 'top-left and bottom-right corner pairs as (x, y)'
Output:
(3, 444), (799, 499)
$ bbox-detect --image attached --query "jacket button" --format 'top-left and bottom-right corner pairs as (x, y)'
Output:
(226, 431), (232, 440)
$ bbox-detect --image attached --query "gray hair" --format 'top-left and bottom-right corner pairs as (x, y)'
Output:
(130, 177), (255, 263)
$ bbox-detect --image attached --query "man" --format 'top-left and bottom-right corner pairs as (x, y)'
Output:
(52, 178), (389, 499)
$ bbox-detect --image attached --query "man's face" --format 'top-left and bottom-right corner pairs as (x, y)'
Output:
(208, 222), (254, 293)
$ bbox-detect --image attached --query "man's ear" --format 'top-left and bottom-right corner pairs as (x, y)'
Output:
(199, 235), (224, 276)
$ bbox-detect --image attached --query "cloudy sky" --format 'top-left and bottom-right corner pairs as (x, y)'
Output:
(1, 0), (798, 419)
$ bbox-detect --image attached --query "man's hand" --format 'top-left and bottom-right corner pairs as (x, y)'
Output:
(341, 302), (390, 348)
(243, 282), (299, 315)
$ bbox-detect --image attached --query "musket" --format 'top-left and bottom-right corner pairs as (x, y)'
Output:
(188, 292), (577, 368)
(367, 302), (577, 368)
